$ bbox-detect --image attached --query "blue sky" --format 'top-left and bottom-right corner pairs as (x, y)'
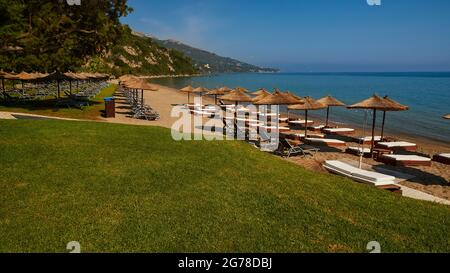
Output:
(122, 0), (450, 72)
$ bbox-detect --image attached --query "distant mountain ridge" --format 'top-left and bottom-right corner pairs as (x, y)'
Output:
(136, 33), (279, 73)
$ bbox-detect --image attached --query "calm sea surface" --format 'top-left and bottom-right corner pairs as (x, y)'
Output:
(152, 72), (450, 143)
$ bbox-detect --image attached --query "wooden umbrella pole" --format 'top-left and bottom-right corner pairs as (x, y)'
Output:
(370, 109), (377, 154)
(141, 89), (144, 106)
(188, 93), (190, 104)
(381, 110), (386, 140)
(304, 109), (308, 138)
(69, 80), (72, 95)
(234, 101), (238, 139)
(326, 106), (330, 127)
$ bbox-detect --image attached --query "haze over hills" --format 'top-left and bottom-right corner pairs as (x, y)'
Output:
(132, 31), (279, 74)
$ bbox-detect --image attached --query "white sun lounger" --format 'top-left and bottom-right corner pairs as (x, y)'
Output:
(304, 138), (347, 148)
(259, 125), (290, 132)
(323, 128), (355, 135)
(379, 154), (431, 166)
(377, 141), (417, 151)
(191, 110), (215, 117)
(289, 120), (314, 126)
(309, 125), (325, 131)
(323, 160), (397, 186)
(346, 146), (372, 155)
(354, 136), (382, 144)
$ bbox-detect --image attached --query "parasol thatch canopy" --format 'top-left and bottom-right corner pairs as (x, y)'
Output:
(254, 90), (302, 105)
(252, 91), (272, 103)
(124, 79), (158, 91)
(317, 95), (346, 107)
(180, 85), (194, 92)
(252, 88), (270, 96)
(206, 89), (227, 96)
(192, 86), (210, 93)
(284, 91), (305, 104)
(219, 89), (253, 103)
(383, 96), (409, 111)
(347, 94), (394, 110)
(444, 114), (450, 120)
(288, 96), (326, 110)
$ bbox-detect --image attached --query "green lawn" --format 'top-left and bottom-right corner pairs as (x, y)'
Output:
(0, 119), (449, 253)
(0, 84), (117, 120)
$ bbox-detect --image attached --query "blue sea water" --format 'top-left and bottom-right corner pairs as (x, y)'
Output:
(152, 72), (450, 144)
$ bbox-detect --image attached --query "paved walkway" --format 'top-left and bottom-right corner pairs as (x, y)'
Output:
(401, 185), (450, 205)
(0, 111), (79, 121)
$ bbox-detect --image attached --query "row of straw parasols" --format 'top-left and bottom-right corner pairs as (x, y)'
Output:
(0, 70), (110, 97)
(118, 75), (159, 107)
(179, 85), (413, 153)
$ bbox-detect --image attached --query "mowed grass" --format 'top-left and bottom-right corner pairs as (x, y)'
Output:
(0, 84), (117, 120)
(0, 120), (449, 253)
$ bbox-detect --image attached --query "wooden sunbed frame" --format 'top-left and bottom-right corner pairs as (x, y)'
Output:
(322, 128), (355, 136)
(304, 138), (347, 148)
(376, 143), (417, 152)
(432, 154), (450, 165)
(379, 155), (432, 167)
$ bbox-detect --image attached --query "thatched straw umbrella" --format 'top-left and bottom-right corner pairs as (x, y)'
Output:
(444, 114), (450, 120)
(252, 88), (270, 96)
(288, 97), (326, 138)
(316, 95), (346, 127)
(206, 88), (227, 104)
(380, 96), (409, 139)
(124, 79), (158, 107)
(233, 87), (248, 93)
(219, 90), (253, 137)
(348, 94), (396, 153)
(255, 90), (303, 136)
(218, 86), (232, 93)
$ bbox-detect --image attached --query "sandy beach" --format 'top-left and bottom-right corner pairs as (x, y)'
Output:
(103, 82), (450, 201)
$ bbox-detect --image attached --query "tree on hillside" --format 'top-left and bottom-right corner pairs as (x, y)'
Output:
(0, 0), (132, 72)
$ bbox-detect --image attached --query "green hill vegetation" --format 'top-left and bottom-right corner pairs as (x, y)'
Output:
(0, 119), (449, 252)
(86, 28), (198, 76)
(157, 38), (279, 73)
(0, 0), (197, 76)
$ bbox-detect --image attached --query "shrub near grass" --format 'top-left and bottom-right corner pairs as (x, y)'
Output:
(0, 120), (449, 253)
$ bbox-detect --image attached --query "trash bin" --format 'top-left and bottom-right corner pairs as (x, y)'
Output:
(104, 97), (115, 118)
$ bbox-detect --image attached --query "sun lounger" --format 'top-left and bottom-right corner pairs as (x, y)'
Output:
(376, 141), (417, 152)
(277, 138), (319, 158)
(379, 154), (432, 167)
(323, 160), (397, 187)
(259, 125), (291, 132)
(346, 146), (372, 156)
(288, 120), (314, 126)
(281, 131), (325, 141)
(304, 138), (347, 148)
(323, 128), (355, 136)
(353, 136), (382, 144)
(191, 110), (215, 117)
(432, 154), (450, 165)
(308, 125), (325, 131)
